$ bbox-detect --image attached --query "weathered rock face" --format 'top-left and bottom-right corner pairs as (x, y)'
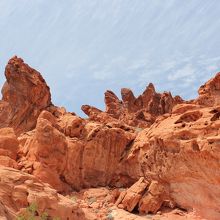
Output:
(115, 177), (170, 214)
(195, 72), (220, 106)
(118, 105), (220, 219)
(0, 201), (15, 220)
(0, 57), (220, 220)
(0, 127), (18, 169)
(116, 177), (149, 212)
(18, 111), (70, 192)
(81, 104), (117, 124)
(105, 90), (122, 118)
(0, 166), (86, 220)
(82, 83), (183, 128)
(18, 109), (135, 192)
(0, 56), (51, 134)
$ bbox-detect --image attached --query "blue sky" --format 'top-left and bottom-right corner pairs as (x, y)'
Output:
(1, 0), (220, 116)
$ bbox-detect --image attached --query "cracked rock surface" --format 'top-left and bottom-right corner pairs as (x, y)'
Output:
(0, 57), (219, 220)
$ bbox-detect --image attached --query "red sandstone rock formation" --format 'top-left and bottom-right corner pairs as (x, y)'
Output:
(195, 72), (220, 106)
(82, 83), (183, 128)
(0, 56), (51, 134)
(18, 110), (135, 192)
(116, 100), (220, 219)
(0, 127), (18, 169)
(0, 57), (219, 220)
(0, 166), (86, 219)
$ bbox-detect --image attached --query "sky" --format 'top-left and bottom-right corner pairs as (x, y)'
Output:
(1, 0), (220, 116)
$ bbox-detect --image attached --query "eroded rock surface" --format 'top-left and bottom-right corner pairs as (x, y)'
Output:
(118, 105), (220, 219)
(0, 166), (86, 220)
(82, 83), (183, 128)
(195, 72), (220, 106)
(0, 57), (219, 220)
(0, 56), (51, 134)
(18, 109), (135, 192)
(0, 127), (18, 169)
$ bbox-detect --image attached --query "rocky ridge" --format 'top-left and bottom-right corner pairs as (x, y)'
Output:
(0, 56), (219, 220)
(82, 83), (183, 128)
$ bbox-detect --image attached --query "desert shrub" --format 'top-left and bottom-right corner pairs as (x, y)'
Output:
(70, 196), (77, 203)
(134, 127), (143, 132)
(17, 203), (60, 220)
(106, 213), (114, 220)
(118, 188), (126, 192)
(88, 197), (96, 205)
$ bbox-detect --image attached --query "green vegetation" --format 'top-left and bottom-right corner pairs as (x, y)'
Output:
(134, 127), (143, 132)
(118, 188), (126, 192)
(70, 195), (77, 203)
(106, 213), (114, 220)
(17, 203), (60, 220)
(87, 197), (97, 205)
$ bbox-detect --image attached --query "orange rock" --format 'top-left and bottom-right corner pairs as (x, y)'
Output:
(0, 56), (51, 134)
(105, 90), (122, 118)
(138, 181), (166, 214)
(0, 201), (15, 220)
(195, 72), (220, 106)
(58, 113), (84, 138)
(0, 128), (18, 168)
(0, 128), (18, 159)
(18, 110), (135, 191)
(0, 57), (220, 220)
(121, 177), (149, 212)
(0, 166), (86, 220)
(83, 83), (183, 128)
(18, 113), (70, 192)
(120, 106), (220, 219)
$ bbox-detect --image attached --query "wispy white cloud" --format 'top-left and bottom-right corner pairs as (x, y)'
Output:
(92, 70), (111, 80)
(1, 0), (220, 115)
(167, 64), (195, 81)
(206, 64), (218, 72)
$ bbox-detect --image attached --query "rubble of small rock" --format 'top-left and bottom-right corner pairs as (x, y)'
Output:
(0, 56), (219, 220)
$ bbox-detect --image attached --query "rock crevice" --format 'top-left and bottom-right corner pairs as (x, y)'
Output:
(0, 57), (220, 220)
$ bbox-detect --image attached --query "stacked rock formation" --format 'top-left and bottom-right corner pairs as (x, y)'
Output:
(82, 83), (183, 128)
(0, 56), (219, 220)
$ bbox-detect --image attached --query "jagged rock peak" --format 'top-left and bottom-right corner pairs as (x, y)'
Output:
(81, 104), (102, 117)
(104, 90), (122, 118)
(121, 88), (136, 106)
(3, 56), (51, 106)
(0, 56), (52, 134)
(195, 72), (220, 106)
(85, 83), (183, 128)
(145, 82), (156, 93)
(0, 58), (220, 219)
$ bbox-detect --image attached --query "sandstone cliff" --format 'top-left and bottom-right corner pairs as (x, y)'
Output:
(0, 57), (219, 220)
